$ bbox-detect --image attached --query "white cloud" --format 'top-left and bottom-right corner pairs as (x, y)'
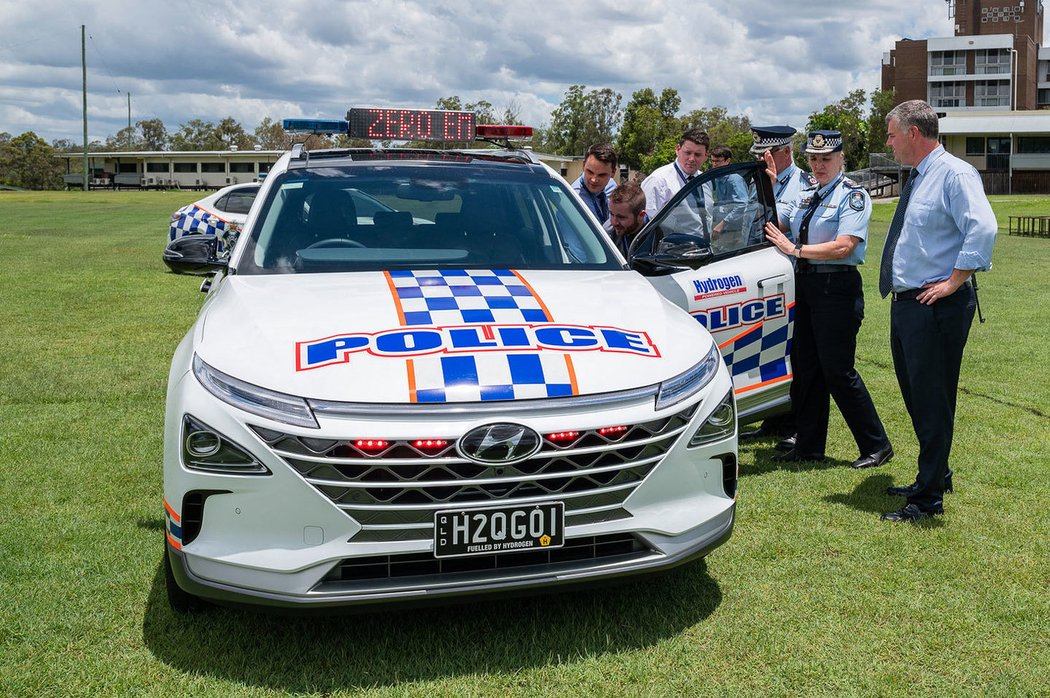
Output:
(0, 0), (967, 144)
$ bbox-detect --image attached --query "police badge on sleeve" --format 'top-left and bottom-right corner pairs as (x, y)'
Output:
(848, 191), (865, 211)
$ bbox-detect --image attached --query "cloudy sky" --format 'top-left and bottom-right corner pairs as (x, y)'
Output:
(0, 0), (1009, 146)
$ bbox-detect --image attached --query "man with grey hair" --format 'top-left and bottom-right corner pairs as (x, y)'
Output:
(879, 99), (997, 523)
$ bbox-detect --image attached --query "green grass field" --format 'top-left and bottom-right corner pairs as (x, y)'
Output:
(1, 191), (1048, 697)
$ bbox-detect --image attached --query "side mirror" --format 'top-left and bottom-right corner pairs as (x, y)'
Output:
(632, 233), (713, 271)
(163, 235), (228, 275)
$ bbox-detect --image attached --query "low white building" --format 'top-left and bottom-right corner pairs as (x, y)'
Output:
(58, 148), (284, 190)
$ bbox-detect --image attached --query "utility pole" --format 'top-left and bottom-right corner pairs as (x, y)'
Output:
(81, 25), (88, 191)
(127, 92), (131, 131)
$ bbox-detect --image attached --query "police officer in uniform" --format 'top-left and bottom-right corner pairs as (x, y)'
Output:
(763, 130), (894, 469)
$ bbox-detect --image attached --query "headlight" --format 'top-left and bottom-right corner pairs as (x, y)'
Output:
(688, 389), (736, 447)
(655, 342), (723, 411)
(193, 354), (319, 429)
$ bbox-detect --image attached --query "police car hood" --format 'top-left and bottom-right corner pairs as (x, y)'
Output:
(195, 270), (713, 403)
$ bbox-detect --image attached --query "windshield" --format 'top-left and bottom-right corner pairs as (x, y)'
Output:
(234, 163), (621, 274)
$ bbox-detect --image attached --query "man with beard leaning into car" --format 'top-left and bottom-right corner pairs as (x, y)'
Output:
(607, 181), (647, 256)
(762, 130), (894, 471)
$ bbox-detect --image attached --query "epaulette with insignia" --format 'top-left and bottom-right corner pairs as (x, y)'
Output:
(842, 177), (862, 189)
(800, 171), (817, 187)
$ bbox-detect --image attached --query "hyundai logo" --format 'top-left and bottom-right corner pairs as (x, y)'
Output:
(457, 423), (542, 464)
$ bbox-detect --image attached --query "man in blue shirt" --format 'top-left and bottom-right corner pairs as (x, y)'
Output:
(879, 99), (997, 523)
(570, 143), (618, 227)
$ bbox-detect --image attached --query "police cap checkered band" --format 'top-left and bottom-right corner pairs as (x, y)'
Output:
(803, 130), (843, 154)
(749, 125), (796, 154)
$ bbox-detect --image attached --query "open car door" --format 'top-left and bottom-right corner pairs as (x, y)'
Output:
(632, 161), (795, 425)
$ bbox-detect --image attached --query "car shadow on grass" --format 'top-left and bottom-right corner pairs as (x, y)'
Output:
(142, 555), (722, 691)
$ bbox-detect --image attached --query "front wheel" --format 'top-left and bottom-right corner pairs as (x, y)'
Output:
(164, 542), (208, 614)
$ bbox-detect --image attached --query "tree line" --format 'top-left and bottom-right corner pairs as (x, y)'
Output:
(0, 86), (896, 190)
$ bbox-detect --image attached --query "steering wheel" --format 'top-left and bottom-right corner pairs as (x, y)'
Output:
(304, 238), (365, 249)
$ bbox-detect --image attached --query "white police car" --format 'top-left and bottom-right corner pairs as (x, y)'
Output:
(160, 108), (794, 611)
(169, 182), (261, 247)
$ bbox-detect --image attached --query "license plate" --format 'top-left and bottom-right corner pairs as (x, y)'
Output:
(434, 502), (564, 558)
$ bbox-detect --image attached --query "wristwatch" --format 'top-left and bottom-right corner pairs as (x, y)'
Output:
(794, 242), (803, 258)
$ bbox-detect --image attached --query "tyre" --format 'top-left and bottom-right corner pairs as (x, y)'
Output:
(164, 542), (208, 614)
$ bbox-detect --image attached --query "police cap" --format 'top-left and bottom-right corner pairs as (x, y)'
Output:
(749, 125), (796, 154)
(803, 130), (843, 154)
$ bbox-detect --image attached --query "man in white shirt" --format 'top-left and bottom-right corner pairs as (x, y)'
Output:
(641, 129), (711, 220)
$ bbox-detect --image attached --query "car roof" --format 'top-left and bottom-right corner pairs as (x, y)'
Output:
(284, 146), (545, 173)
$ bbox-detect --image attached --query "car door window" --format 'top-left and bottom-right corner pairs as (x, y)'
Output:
(637, 162), (796, 423)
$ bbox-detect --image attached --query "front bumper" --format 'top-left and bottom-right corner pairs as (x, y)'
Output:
(166, 504), (733, 609)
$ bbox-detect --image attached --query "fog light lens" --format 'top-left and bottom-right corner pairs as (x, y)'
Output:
(688, 390), (736, 447)
(186, 430), (222, 457)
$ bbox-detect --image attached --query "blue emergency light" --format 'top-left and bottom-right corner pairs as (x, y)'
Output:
(282, 119), (349, 134)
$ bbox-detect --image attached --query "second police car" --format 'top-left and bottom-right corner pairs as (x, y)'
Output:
(160, 107), (794, 611)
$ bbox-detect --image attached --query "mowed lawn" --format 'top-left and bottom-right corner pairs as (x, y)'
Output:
(1, 190), (1048, 697)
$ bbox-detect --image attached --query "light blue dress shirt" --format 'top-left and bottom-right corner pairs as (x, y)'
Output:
(887, 146), (997, 292)
(570, 175), (616, 223)
(774, 162), (815, 214)
(782, 173), (872, 267)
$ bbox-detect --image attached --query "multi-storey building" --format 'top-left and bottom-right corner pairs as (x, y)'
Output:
(882, 0), (1045, 110)
(881, 1), (1050, 193)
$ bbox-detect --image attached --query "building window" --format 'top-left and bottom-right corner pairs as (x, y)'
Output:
(200, 163), (225, 173)
(229, 162), (255, 173)
(976, 81), (1010, 107)
(1017, 137), (1050, 154)
(146, 162), (168, 173)
(966, 137), (986, 156)
(1039, 88), (1050, 105)
(930, 51), (965, 76)
(930, 82), (965, 108)
(173, 163), (197, 173)
(975, 49), (1011, 75)
(258, 162), (271, 173)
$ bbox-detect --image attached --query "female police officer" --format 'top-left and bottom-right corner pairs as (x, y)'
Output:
(763, 131), (894, 468)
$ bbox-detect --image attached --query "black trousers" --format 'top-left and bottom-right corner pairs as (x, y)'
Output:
(791, 269), (889, 456)
(890, 284), (976, 510)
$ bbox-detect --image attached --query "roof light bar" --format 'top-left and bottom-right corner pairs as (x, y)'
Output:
(282, 119), (349, 134)
(475, 125), (534, 139)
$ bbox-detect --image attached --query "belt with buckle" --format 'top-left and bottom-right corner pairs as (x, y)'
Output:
(892, 280), (973, 302)
(797, 264), (856, 274)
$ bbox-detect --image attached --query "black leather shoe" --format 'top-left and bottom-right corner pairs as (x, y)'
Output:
(775, 434), (797, 452)
(739, 427), (765, 440)
(771, 448), (825, 463)
(886, 469), (954, 497)
(880, 503), (943, 523)
(851, 445), (894, 469)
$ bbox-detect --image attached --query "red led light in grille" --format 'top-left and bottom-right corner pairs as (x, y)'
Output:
(546, 431), (580, 443)
(354, 439), (389, 453)
(598, 425), (630, 437)
(412, 439), (449, 455)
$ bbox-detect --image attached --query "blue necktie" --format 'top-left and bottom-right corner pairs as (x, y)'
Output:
(879, 172), (917, 298)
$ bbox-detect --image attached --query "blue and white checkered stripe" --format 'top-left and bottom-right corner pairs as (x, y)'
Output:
(721, 303), (794, 386)
(385, 269), (578, 404)
(169, 205), (229, 242)
(411, 352), (576, 403)
(387, 269), (551, 326)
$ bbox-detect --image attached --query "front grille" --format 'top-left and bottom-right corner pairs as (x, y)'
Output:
(318, 533), (651, 585)
(251, 403), (696, 541)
